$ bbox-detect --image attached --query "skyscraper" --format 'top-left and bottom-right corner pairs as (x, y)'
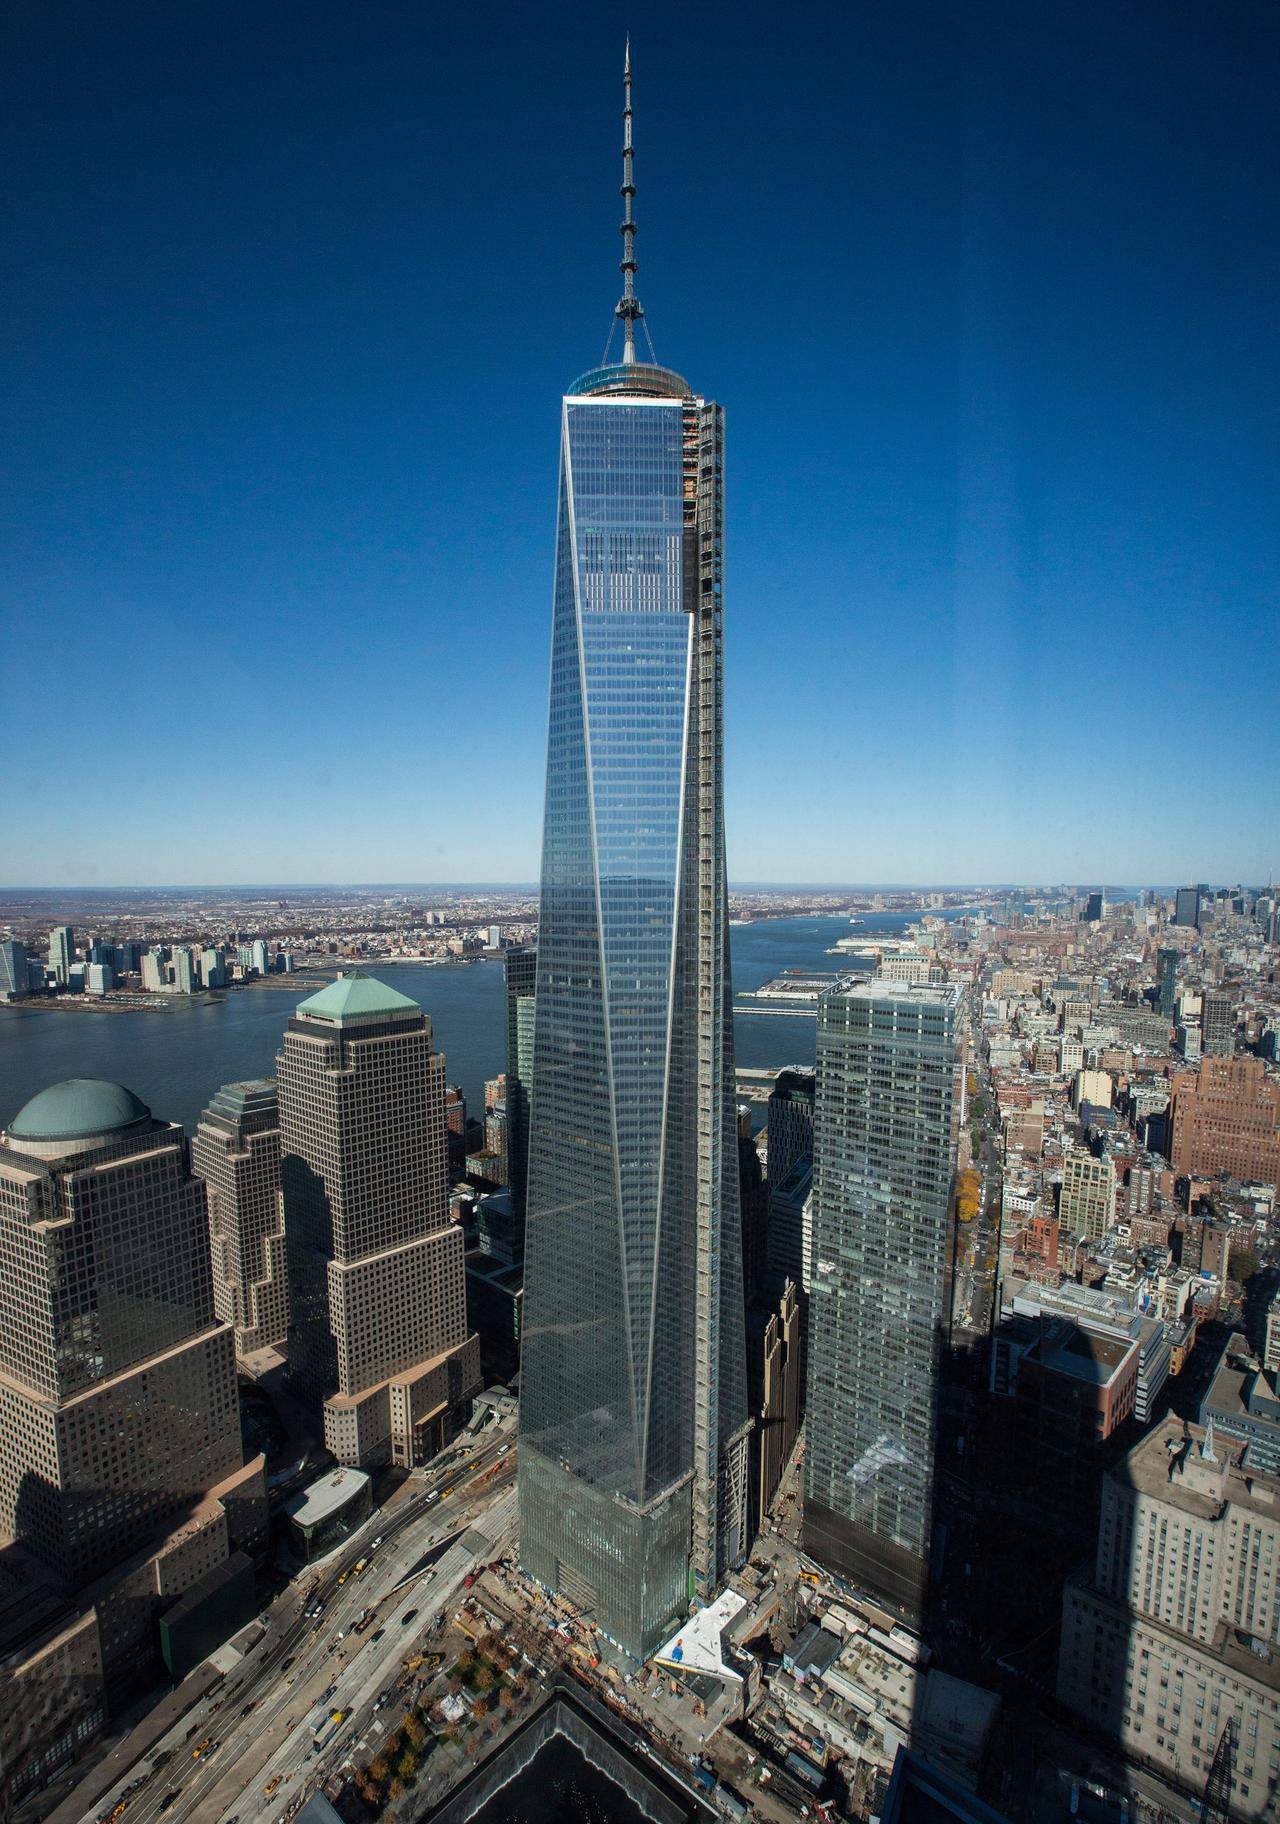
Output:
(280, 973), (480, 1468)
(503, 943), (537, 1243)
(1174, 885), (1204, 929)
(47, 924), (73, 986)
(0, 1079), (267, 1801)
(765, 1067), (816, 1193)
(804, 981), (963, 1618)
(1156, 945), (1178, 1020)
(518, 47), (748, 1659)
(193, 1077), (288, 1356)
(0, 938), (28, 1001)
(1200, 988), (1234, 1057)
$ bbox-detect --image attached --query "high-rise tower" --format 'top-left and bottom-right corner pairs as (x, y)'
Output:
(518, 45), (749, 1660)
(193, 1077), (287, 1356)
(804, 981), (964, 1619)
(279, 973), (480, 1469)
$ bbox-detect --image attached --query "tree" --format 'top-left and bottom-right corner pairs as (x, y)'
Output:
(369, 1755), (390, 1784)
(397, 1748), (418, 1781)
(403, 1713), (427, 1748)
(471, 1696), (488, 1722)
(474, 1664), (494, 1691)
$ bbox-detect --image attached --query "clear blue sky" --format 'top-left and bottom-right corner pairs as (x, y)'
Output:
(3, 1), (1277, 888)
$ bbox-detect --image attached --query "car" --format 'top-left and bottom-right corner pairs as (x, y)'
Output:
(159, 1797), (180, 1815)
(401, 1608), (418, 1625)
(281, 1656), (294, 1671)
(370, 1629), (384, 1643)
(371, 1536), (384, 1549)
(441, 1486), (454, 1499)
(264, 1774), (283, 1797)
(192, 1737), (212, 1758)
(241, 1700), (256, 1716)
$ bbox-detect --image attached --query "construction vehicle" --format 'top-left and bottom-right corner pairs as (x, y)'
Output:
(353, 1608), (376, 1633)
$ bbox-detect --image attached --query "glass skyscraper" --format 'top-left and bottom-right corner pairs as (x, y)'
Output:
(804, 980), (964, 1620)
(518, 49), (748, 1660)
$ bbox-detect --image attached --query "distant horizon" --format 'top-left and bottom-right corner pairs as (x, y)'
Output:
(0, 879), (1253, 899)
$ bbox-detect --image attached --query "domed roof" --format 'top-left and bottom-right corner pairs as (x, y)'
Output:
(8, 1078), (151, 1143)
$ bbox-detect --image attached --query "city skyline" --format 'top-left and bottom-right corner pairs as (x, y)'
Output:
(4, 4), (1277, 888)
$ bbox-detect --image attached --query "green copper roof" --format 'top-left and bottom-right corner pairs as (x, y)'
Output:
(9, 1078), (151, 1142)
(295, 971), (420, 1023)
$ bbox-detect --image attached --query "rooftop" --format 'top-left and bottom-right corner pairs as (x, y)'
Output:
(294, 971), (420, 1024)
(6, 1077), (151, 1144)
(281, 1466), (371, 1528)
(653, 1587), (748, 1682)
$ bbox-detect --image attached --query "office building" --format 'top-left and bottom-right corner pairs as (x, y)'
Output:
(519, 51), (749, 1659)
(767, 1153), (814, 1294)
(1169, 1057), (1280, 1192)
(200, 946), (226, 989)
(1082, 891), (1105, 923)
(1201, 989), (1234, 1058)
(1156, 947), (1178, 1021)
(171, 945), (196, 993)
(1200, 1332), (1280, 1475)
(1059, 1150), (1117, 1239)
(1174, 885), (1204, 929)
(804, 981), (963, 1617)
(0, 939), (29, 1001)
(192, 1078), (287, 1356)
(0, 1076), (266, 1800)
(140, 949), (165, 992)
(1266, 1294), (1280, 1375)
(503, 944), (537, 1242)
(85, 962), (113, 995)
(1059, 1419), (1280, 1819)
(280, 973), (480, 1468)
(250, 938), (269, 976)
(47, 925), (74, 986)
(746, 1278), (802, 1537)
(765, 1068), (816, 1193)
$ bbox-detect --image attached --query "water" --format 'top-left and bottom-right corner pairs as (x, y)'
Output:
(0, 914), (930, 1136)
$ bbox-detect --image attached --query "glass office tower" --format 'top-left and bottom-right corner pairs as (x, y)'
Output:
(804, 981), (964, 1621)
(518, 54), (748, 1660)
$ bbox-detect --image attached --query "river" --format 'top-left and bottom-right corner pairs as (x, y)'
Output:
(0, 914), (931, 1136)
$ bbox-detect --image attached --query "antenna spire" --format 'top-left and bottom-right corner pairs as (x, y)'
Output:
(616, 36), (643, 364)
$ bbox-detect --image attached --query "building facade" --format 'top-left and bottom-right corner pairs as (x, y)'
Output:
(192, 1078), (287, 1356)
(765, 1068), (816, 1194)
(0, 1078), (265, 1803)
(47, 925), (73, 986)
(1059, 1418), (1280, 1819)
(803, 982), (963, 1618)
(1059, 1150), (1118, 1240)
(503, 943), (537, 1244)
(518, 51), (749, 1660)
(1169, 1057), (1280, 1192)
(280, 973), (480, 1468)
(1200, 990), (1234, 1058)
(0, 939), (29, 1001)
